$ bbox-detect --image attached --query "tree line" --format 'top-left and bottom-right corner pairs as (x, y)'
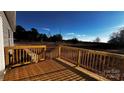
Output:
(14, 25), (80, 44)
(14, 25), (63, 42)
(108, 27), (124, 48)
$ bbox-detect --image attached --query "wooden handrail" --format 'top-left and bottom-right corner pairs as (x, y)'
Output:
(5, 45), (46, 49)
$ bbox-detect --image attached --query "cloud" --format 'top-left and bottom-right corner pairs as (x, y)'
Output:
(65, 32), (109, 42)
(66, 32), (86, 37)
(66, 33), (75, 35)
(64, 34), (108, 43)
(111, 25), (124, 30)
(42, 27), (50, 31)
(77, 34), (86, 37)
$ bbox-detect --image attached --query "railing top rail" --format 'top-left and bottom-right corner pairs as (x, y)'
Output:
(60, 45), (124, 58)
(5, 45), (46, 49)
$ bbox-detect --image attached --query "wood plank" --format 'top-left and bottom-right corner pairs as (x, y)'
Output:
(4, 59), (90, 81)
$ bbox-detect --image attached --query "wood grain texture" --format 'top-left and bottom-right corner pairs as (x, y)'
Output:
(4, 59), (91, 81)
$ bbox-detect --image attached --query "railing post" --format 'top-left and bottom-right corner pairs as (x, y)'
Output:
(77, 50), (81, 67)
(4, 47), (9, 66)
(58, 46), (61, 58)
(44, 46), (46, 60)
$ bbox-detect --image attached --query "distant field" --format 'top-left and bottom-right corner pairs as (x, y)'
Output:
(99, 49), (124, 55)
(15, 41), (124, 55)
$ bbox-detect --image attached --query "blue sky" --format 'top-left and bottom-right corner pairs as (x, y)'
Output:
(16, 11), (124, 42)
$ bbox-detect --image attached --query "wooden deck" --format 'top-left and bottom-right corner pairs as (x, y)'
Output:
(4, 59), (95, 81)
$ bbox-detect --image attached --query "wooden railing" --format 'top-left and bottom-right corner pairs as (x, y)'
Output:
(45, 46), (59, 59)
(59, 45), (124, 80)
(4, 45), (124, 80)
(4, 45), (46, 68)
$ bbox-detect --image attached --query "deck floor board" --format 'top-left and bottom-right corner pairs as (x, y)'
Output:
(4, 59), (94, 81)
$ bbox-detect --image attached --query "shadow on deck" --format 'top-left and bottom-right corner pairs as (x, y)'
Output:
(4, 59), (96, 81)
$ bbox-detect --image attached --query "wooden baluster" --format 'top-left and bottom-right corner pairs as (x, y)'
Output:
(97, 54), (100, 72)
(70, 49), (72, 61)
(90, 53), (93, 70)
(58, 46), (61, 58)
(93, 53), (96, 71)
(22, 49), (25, 64)
(12, 49), (15, 65)
(43, 48), (45, 60)
(40, 48), (41, 60)
(38, 48), (39, 61)
(68, 48), (70, 59)
(68, 48), (70, 60)
(28, 48), (30, 62)
(70, 50), (72, 63)
(66, 48), (68, 59)
(37, 48), (39, 61)
(65, 47), (67, 58)
(86, 51), (90, 69)
(38, 48), (39, 60)
(83, 50), (87, 68)
(109, 56), (113, 69)
(64, 48), (66, 59)
(94, 54), (98, 72)
(71, 50), (73, 60)
(16, 49), (19, 64)
(88, 52), (92, 70)
(72, 50), (75, 64)
(85, 51), (87, 68)
(92, 53), (96, 71)
(36, 48), (38, 62)
(102, 55), (106, 76)
(82, 50), (85, 67)
(98, 54), (102, 73)
(34, 48), (37, 62)
(80, 51), (82, 66)
(73, 49), (75, 63)
(41, 48), (43, 60)
(76, 50), (78, 63)
(74, 50), (76, 62)
(71, 50), (73, 61)
(41, 48), (42, 60)
(18, 49), (21, 64)
(85, 51), (89, 68)
(64, 47), (66, 59)
(77, 50), (81, 67)
(106, 56), (110, 70)
(96, 54), (99, 72)
(111, 57), (115, 69)
(25, 49), (28, 62)
(90, 52), (93, 69)
(64, 47), (65, 58)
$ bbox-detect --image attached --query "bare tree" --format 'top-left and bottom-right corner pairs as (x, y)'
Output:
(93, 37), (100, 42)
(108, 27), (124, 47)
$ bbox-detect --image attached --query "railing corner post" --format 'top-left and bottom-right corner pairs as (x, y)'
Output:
(58, 45), (61, 58)
(77, 49), (81, 67)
